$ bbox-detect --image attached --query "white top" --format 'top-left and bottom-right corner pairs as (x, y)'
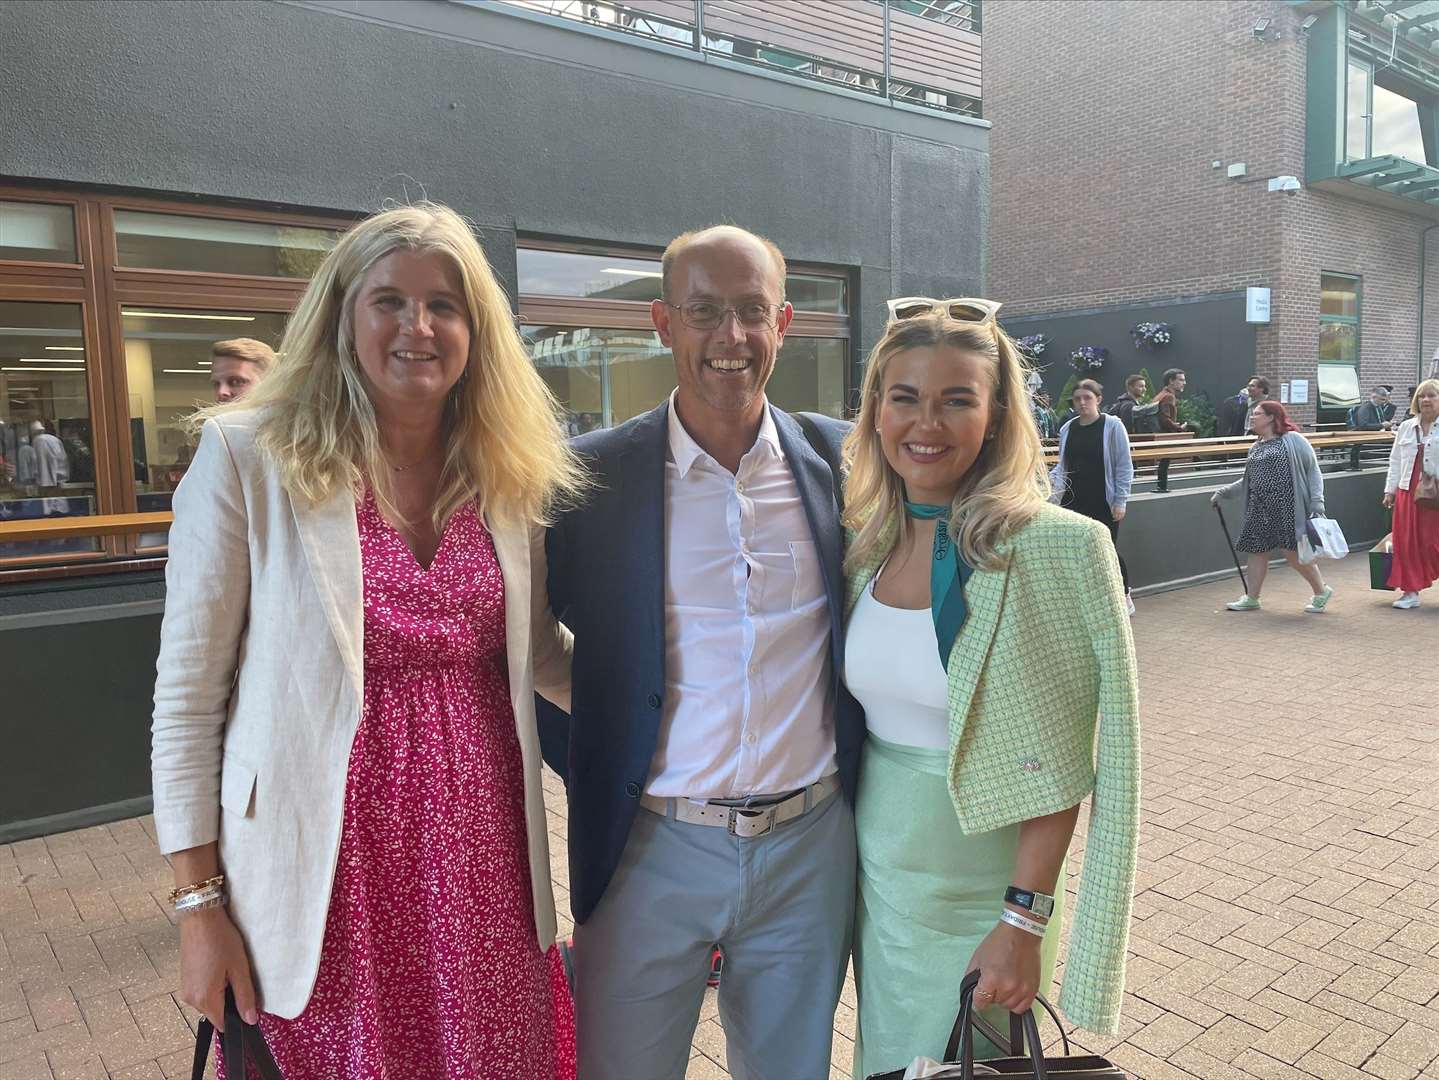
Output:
(32, 432), (69, 487)
(843, 573), (951, 751)
(646, 394), (837, 798)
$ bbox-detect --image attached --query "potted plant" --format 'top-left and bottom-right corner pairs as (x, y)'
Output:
(1069, 345), (1108, 375)
(1016, 333), (1051, 359)
(1130, 321), (1174, 351)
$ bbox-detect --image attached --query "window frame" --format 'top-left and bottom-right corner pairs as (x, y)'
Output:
(1317, 272), (1362, 422)
(0, 183), (355, 577)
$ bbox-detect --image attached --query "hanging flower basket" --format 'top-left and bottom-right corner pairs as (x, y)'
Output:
(1130, 321), (1174, 351)
(1016, 333), (1051, 359)
(1069, 345), (1108, 374)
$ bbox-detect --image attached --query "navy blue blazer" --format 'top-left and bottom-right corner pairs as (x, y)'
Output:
(537, 400), (862, 926)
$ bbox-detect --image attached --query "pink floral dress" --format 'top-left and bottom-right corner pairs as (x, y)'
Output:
(232, 491), (575, 1079)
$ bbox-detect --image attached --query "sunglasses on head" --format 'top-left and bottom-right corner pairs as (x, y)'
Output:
(886, 296), (1003, 324)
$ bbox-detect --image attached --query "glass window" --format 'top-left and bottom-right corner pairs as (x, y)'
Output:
(1320, 275), (1358, 318)
(517, 249), (663, 302)
(1318, 322), (1358, 362)
(0, 301), (98, 559)
(1317, 364), (1362, 410)
(1372, 82), (1429, 165)
(114, 210), (339, 278)
(522, 324), (848, 431)
(122, 308), (287, 510)
(517, 246), (848, 312)
(1347, 60), (1371, 163)
(0, 201), (78, 264)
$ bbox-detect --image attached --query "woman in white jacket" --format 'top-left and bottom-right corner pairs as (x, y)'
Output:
(1383, 379), (1439, 609)
(1050, 379), (1135, 612)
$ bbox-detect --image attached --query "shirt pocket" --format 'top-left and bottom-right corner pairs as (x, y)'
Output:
(219, 753), (258, 818)
(789, 539), (825, 613)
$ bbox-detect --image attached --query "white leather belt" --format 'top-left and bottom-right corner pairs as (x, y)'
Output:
(640, 774), (841, 839)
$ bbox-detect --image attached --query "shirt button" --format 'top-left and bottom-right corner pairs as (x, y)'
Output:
(736, 482), (745, 494)
(745, 733), (757, 745)
(646, 693), (662, 709)
(624, 781), (641, 798)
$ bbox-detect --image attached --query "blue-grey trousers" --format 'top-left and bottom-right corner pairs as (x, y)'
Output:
(572, 787), (856, 1080)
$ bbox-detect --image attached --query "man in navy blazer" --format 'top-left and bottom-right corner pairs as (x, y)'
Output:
(540, 225), (861, 1079)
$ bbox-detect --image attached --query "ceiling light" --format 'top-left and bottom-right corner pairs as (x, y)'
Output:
(121, 310), (256, 322)
(44, 346), (85, 352)
(1, 366), (88, 372)
(162, 368), (213, 374)
(600, 268), (663, 278)
(17, 357), (84, 363)
(9, 386), (39, 391)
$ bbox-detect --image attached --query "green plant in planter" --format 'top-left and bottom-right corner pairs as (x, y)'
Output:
(1178, 393), (1216, 437)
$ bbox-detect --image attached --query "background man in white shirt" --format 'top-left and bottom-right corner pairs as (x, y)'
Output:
(539, 225), (861, 1079)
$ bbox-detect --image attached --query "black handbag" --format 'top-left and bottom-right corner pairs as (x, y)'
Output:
(865, 970), (1126, 1079)
(190, 987), (284, 1080)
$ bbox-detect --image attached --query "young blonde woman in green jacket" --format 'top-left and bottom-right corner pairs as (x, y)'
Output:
(840, 300), (1140, 1077)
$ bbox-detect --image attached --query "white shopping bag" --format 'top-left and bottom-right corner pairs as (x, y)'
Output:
(1306, 516), (1349, 560)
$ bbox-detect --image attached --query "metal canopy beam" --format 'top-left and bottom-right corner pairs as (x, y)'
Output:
(1338, 155), (1405, 177)
(1375, 165), (1431, 185)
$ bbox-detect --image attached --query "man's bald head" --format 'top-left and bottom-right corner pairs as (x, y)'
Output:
(660, 225), (787, 302)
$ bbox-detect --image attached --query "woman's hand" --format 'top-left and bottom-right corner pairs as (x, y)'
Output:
(1111, 505), (1127, 523)
(179, 906), (259, 1031)
(965, 919), (1044, 1014)
(1383, 492), (1395, 508)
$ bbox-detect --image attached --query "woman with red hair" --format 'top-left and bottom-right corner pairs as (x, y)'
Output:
(1211, 400), (1334, 612)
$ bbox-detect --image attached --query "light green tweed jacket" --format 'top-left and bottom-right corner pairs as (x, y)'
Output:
(845, 502), (1140, 1034)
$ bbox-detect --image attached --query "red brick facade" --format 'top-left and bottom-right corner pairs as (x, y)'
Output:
(985, 0), (1439, 423)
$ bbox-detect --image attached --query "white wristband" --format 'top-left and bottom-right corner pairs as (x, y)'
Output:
(1000, 908), (1047, 938)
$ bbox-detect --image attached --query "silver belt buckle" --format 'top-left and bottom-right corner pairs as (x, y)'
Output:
(727, 805), (776, 839)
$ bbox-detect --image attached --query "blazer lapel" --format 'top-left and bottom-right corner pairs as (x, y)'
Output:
(293, 487), (364, 698)
(487, 517), (532, 720)
(620, 404), (669, 670)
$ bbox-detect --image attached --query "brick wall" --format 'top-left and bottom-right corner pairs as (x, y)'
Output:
(985, 0), (1437, 422)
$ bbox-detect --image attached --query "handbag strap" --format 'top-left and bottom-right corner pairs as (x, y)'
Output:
(190, 988), (284, 1080)
(945, 969), (1070, 1076)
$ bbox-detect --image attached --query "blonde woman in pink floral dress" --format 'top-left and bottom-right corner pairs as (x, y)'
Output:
(152, 204), (586, 1078)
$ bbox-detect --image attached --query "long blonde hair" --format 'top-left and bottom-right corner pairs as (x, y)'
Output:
(842, 313), (1050, 573)
(193, 203), (586, 529)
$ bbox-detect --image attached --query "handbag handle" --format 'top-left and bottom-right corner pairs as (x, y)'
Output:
(190, 987), (284, 1080)
(943, 969), (1070, 1077)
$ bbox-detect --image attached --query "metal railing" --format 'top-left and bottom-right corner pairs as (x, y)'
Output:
(485, 0), (983, 118)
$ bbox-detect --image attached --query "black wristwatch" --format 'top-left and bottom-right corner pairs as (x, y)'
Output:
(1004, 886), (1055, 919)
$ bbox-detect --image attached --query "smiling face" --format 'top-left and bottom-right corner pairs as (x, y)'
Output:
(653, 231), (792, 428)
(876, 344), (994, 506)
(351, 248), (472, 416)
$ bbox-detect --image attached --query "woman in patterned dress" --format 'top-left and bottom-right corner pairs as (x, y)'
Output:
(151, 203), (586, 1078)
(1211, 400), (1333, 614)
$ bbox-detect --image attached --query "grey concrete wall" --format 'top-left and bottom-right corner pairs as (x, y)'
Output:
(0, 0), (989, 357)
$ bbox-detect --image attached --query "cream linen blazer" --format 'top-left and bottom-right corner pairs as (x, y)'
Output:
(151, 411), (572, 1019)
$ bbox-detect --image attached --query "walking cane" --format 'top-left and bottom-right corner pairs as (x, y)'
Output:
(1213, 502), (1249, 596)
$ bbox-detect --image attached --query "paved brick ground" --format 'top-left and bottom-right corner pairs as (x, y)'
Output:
(2, 554), (1437, 1079)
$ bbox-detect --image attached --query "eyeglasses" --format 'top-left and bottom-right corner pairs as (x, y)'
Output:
(886, 296), (1003, 323)
(664, 300), (783, 330)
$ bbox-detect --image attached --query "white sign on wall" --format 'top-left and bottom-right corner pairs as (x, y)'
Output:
(1290, 379), (1310, 404)
(1280, 383), (1290, 403)
(1245, 286), (1272, 324)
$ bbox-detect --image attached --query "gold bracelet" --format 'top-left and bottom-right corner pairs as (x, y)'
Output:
(168, 874), (225, 904)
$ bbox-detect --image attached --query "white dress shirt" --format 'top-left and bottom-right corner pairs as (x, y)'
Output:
(646, 396), (837, 798)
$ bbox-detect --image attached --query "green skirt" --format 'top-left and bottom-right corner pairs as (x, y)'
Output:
(852, 735), (1064, 1079)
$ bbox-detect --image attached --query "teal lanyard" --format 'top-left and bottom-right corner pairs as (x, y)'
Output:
(903, 502), (973, 668)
